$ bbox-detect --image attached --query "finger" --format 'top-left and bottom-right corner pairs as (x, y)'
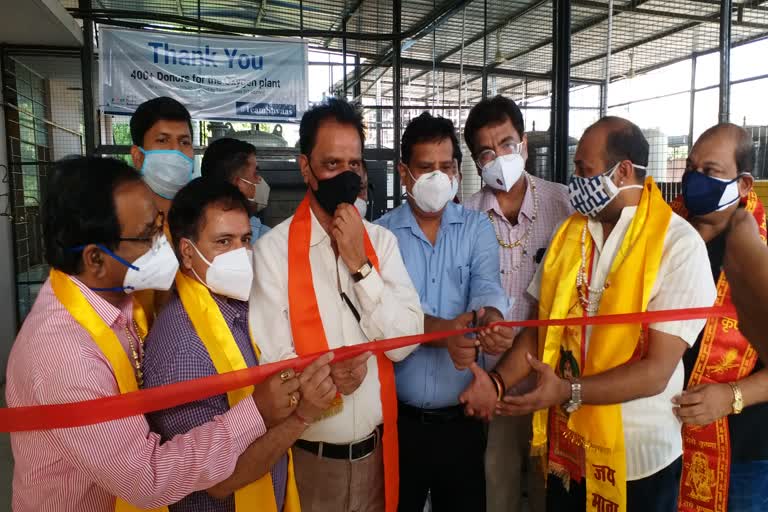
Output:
(280, 378), (301, 394)
(468, 361), (486, 380)
(306, 363), (334, 389)
(466, 406), (475, 416)
(672, 391), (705, 406)
(495, 402), (534, 416)
(452, 336), (478, 349)
(320, 384), (339, 403)
(456, 311), (477, 326)
(676, 404), (706, 420)
(333, 351), (373, 370)
(300, 353), (335, 382)
(525, 353), (550, 372)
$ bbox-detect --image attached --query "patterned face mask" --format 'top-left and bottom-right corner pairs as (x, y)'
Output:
(568, 162), (646, 217)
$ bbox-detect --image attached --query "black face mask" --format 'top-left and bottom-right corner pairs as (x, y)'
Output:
(310, 166), (361, 215)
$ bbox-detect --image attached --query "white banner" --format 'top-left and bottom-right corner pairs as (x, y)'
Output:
(99, 28), (308, 121)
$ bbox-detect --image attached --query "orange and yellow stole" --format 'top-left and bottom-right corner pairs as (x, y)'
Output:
(287, 194), (399, 512)
(672, 191), (767, 512)
(534, 177), (671, 512)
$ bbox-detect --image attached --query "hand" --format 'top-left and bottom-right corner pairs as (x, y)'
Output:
(476, 308), (515, 355)
(330, 351), (372, 395)
(495, 353), (570, 416)
(252, 367), (301, 428)
(332, 203), (367, 273)
(296, 352), (338, 422)
(445, 311), (480, 370)
(672, 383), (734, 426)
(459, 362), (498, 421)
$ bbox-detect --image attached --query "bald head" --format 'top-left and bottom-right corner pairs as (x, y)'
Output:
(584, 116), (649, 173)
(695, 123), (754, 175)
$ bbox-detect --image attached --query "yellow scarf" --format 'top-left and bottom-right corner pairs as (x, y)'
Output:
(49, 269), (168, 512)
(534, 177), (671, 511)
(175, 271), (300, 512)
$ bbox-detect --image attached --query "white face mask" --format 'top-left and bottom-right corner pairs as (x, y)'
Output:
(407, 168), (459, 213)
(567, 162), (646, 218)
(139, 148), (194, 200)
(122, 235), (179, 292)
(354, 197), (368, 218)
(482, 153), (525, 192)
(188, 243), (253, 301)
(240, 177), (270, 213)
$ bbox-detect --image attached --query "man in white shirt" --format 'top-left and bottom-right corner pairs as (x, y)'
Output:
(249, 98), (424, 512)
(460, 117), (716, 512)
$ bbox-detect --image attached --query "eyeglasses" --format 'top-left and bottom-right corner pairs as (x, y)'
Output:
(476, 141), (525, 168)
(118, 211), (166, 253)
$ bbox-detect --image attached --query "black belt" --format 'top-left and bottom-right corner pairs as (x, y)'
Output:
(398, 402), (465, 424)
(295, 425), (381, 461)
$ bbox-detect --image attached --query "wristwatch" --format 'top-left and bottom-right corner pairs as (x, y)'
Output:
(352, 259), (373, 283)
(564, 380), (582, 414)
(729, 382), (744, 415)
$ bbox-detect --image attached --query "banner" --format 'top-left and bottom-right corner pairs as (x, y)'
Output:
(0, 306), (734, 433)
(99, 28), (308, 121)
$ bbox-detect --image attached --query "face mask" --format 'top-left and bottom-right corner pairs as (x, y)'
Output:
(482, 154), (525, 192)
(311, 167), (361, 215)
(240, 177), (271, 213)
(139, 148), (194, 200)
(188, 243), (253, 301)
(682, 171), (744, 217)
(354, 197), (368, 218)
(77, 235), (179, 293)
(568, 162), (646, 218)
(408, 168), (459, 213)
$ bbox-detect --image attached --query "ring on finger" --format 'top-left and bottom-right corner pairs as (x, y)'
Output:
(289, 392), (299, 408)
(280, 369), (292, 382)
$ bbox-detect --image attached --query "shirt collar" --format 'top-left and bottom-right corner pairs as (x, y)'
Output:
(70, 275), (132, 329)
(388, 200), (465, 231)
(211, 292), (248, 321)
(587, 206), (638, 250)
(308, 207), (331, 247)
(478, 177), (536, 224)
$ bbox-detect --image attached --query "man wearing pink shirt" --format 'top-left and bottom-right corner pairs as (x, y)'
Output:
(4, 156), (327, 511)
(462, 95), (573, 512)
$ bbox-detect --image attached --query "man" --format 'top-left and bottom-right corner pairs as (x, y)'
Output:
(142, 177), (337, 511)
(376, 112), (511, 512)
(129, 96), (196, 318)
(201, 137), (272, 241)
(461, 117), (716, 512)
(130, 96), (196, 214)
(249, 98), (424, 512)
(670, 123), (768, 512)
(5, 157), (281, 511)
(463, 95), (572, 512)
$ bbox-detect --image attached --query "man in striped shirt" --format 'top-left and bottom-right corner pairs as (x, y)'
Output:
(4, 157), (306, 511)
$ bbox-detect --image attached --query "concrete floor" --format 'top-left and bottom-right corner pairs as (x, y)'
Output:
(1, 385), (12, 510)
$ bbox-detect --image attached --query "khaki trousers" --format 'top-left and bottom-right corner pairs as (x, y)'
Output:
(293, 441), (385, 512)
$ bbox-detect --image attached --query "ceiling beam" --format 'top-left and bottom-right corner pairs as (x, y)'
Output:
(324, 0), (366, 47)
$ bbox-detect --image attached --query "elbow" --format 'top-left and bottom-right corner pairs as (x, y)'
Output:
(643, 367), (674, 398)
(206, 486), (232, 501)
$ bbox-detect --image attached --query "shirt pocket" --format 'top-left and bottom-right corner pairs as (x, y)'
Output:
(445, 264), (471, 309)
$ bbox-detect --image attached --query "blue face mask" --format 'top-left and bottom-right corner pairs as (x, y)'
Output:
(682, 171), (743, 217)
(139, 148), (194, 200)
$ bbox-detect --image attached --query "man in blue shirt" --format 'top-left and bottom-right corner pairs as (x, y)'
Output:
(201, 137), (272, 242)
(376, 112), (513, 511)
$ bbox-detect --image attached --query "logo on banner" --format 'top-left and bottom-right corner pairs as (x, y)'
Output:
(236, 102), (297, 118)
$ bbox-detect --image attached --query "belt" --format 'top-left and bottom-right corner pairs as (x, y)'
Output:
(397, 402), (465, 424)
(295, 425), (382, 461)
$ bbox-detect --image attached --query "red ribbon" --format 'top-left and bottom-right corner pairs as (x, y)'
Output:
(0, 306), (734, 432)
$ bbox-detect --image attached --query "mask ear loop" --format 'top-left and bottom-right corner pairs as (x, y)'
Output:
(183, 239), (214, 289)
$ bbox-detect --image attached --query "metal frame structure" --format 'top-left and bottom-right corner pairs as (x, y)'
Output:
(65, 0), (768, 185)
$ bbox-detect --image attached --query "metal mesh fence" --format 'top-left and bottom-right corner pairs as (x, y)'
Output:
(2, 53), (85, 320)
(6, 0), (768, 319)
